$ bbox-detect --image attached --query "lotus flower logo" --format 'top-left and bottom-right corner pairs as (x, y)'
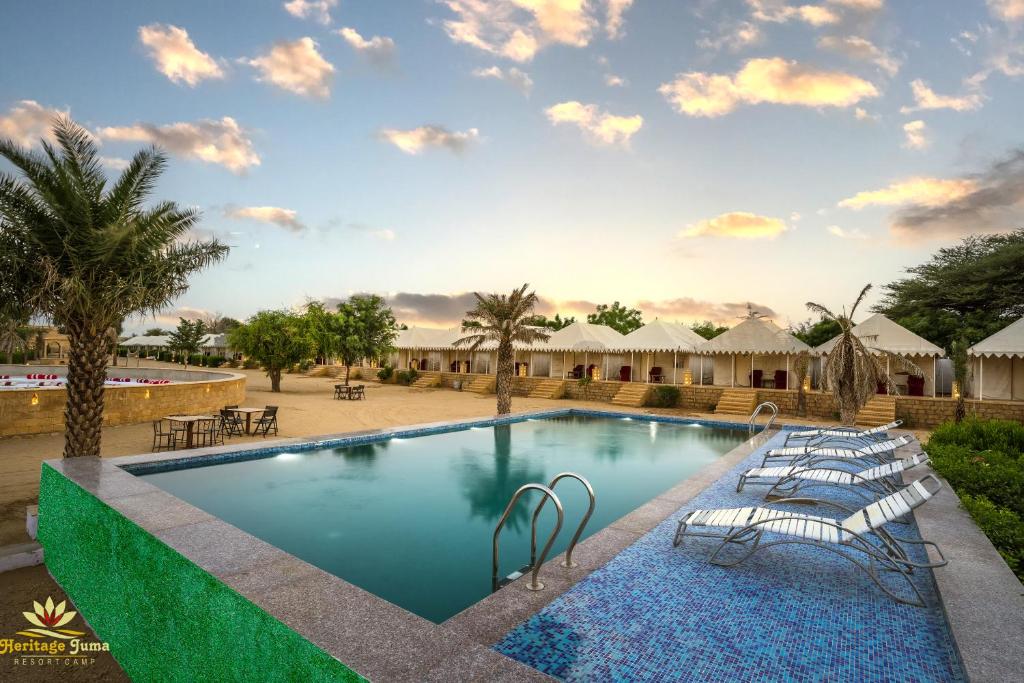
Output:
(18, 596), (85, 640)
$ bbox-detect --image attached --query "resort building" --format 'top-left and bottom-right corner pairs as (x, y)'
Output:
(968, 316), (1024, 400)
(119, 333), (233, 358)
(695, 316), (811, 389)
(34, 326), (70, 361)
(814, 314), (945, 397)
(621, 319), (708, 384)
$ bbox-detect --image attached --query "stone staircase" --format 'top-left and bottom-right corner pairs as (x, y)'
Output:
(856, 395), (897, 426)
(466, 374), (496, 394)
(411, 371), (441, 389)
(714, 389), (758, 416)
(305, 365), (343, 378)
(611, 383), (652, 408)
(528, 379), (566, 400)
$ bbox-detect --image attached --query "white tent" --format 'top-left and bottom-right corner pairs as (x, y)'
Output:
(815, 313), (945, 397)
(697, 317), (811, 389)
(622, 319), (706, 384)
(541, 322), (626, 380)
(968, 317), (1024, 400)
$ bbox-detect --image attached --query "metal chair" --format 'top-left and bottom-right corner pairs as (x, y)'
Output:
(254, 406), (278, 437)
(152, 420), (177, 452)
(220, 409), (244, 437)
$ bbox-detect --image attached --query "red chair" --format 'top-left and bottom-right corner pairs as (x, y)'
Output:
(877, 381), (888, 394)
(619, 366), (632, 382)
(420, 358), (429, 371)
(568, 365), (584, 379)
(649, 367), (664, 383)
(750, 369), (763, 388)
(450, 361), (458, 372)
(774, 370), (788, 390)
(907, 375), (925, 396)
(586, 364), (598, 379)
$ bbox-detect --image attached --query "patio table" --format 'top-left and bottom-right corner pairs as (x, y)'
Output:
(226, 407), (265, 435)
(165, 415), (216, 449)
(334, 384), (353, 400)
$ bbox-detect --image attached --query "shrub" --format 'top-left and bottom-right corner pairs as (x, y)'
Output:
(377, 365), (394, 381)
(929, 418), (1024, 457)
(647, 385), (681, 408)
(157, 351), (172, 362)
(926, 444), (1024, 516)
(188, 353), (204, 367)
(396, 368), (418, 385)
(206, 355), (226, 368)
(242, 358), (259, 369)
(959, 494), (1024, 577)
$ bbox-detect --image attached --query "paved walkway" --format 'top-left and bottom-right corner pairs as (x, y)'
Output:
(494, 431), (964, 682)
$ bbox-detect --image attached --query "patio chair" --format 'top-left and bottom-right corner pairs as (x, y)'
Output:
(152, 420), (177, 452)
(586, 364), (598, 379)
(737, 453), (930, 502)
(619, 366), (632, 382)
(352, 385), (366, 400)
(334, 384), (350, 400)
(773, 370), (788, 390)
(907, 375), (925, 397)
(254, 406), (279, 437)
(450, 361), (459, 372)
(649, 366), (664, 383)
(568, 365), (584, 379)
(784, 420), (903, 446)
(761, 435), (917, 468)
(750, 369), (763, 388)
(420, 358), (429, 371)
(673, 475), (947, 606)
(220, 409), (244, 437)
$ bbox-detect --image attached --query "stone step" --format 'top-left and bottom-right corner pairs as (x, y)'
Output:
(715, 389), (758, 415)
(466, 375), (496, 394)
(528, 380), (565, 400)
(856, 395), (897, 426)
(411, 371), (441, 389)
(611, 383), (652, 407)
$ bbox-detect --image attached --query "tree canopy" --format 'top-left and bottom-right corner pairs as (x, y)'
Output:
(335, 294), (398, 384)
(690, 320), (729, 340)
(229, 310), (314, 392)
(874, 230), (1024, 350)
(167, 318), (207, 366)
(524, 313), (575, 330)
(587, 302), (643, 334)
(791, 317), (842, 348)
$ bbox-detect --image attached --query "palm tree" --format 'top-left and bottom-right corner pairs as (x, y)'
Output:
(807, 284), (916, 425)
(455, 284), (550, 415)
(0, 116), (228, 457)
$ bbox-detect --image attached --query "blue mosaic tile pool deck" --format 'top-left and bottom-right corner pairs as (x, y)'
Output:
(494, 431), (965, 682)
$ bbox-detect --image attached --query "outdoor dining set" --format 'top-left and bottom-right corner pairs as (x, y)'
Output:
(334, 384), (366, 400)
(151, 405), (279, 452)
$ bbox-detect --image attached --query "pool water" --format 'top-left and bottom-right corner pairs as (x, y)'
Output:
(138, 415), (747, 622)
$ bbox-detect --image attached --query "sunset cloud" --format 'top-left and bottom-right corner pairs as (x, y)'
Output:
(245, 37), (334, 98)
(697, 21), (763, 53)
(637, 298), (780, 324)
(747, 1), (840, 26)
(378, 125), (480, 154)
(0, 100), (68, 146)
(987, 0), (1024, 22)
(138, 24), (224, 86)
(472, 65), (534, 94)
(838, 177), (978, 209)
(605, 0), (635, 38)
(338, 27), (397, 66)
(226, 206), (305, 233)
(679, 212), (789, 239)
(659, 57), (878, 117)
(900, 79), (983, 113)
(98, 116), (260, 173)
(817, 35), (900, 76)
(827, 225), (868, 239)
(902, 120), (929, 149)
(545, 101), (643, 146)
(283, 0), (336, 25)
(827, 0), (883, 10)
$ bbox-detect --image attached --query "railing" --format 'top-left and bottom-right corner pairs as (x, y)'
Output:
(530, 473), (595, 569)
(493, 484), (563, 592)
(748, 401), (779, 435)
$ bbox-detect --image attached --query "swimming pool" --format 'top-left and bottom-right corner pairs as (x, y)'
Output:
(135, 414), (747, 622)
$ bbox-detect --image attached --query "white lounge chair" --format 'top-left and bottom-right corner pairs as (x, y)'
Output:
(737, 453), (930, 502)
(783, 420), (903, 446)
(673, 475), (947, 606)
(761, 435), (917, 468)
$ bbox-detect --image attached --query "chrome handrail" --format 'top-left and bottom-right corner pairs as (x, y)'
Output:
(749, 401), (779, 435)
(530, 472), (595, 569)
(492, 483), (563, 592)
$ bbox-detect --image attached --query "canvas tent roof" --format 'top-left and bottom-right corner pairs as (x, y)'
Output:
(968, 317), (1024, 358)
(814, 313), (944, 357)
(622, 319), (706, 352)
(697, 317), (811, 355)
(393, 327), (462, 350)
(120, 334), (227, 349)
(542, 321), (626, 352)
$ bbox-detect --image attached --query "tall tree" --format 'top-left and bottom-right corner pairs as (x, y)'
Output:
(456, 284), (550, 414)
(690, 320), (729, 340)
(303, 300), (341, 364)
(337, 294), (396, 385)
(167, 318), (208, 368)
(228, 310), (314, 392)
(524, 313), (575, 330)
(587, 302), (643, 334)
(0, 216), (36, 364)
(143, 328), (170, 336)
(875, 230), (1024, 350)
(792, 317), (843, 348)
(0, 117), (227, 457)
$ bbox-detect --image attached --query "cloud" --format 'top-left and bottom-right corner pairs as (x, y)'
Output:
(545, 101), (643, 146)
(97, 117), (260, 173)
(838, 177), (978, 209)
(854, 106), (878, 121)
(439, 0), (617, 62)
(680, 212), (790, 239)
(697, 21), (763, 53)
(138, 24), (224, 86)
(100, 156), (131, 170)
(338, 27), (397, 66)
(987, 0), (1024, 22)
(0, 100), (68, 146)
(900, 79), (983, 113)
(817, 35), (900, 76)
(347, 223), (396, 241)
(605, 0), (634, 38)
(386, 292), (481, 325)
(902, 120), (928, 150)
(378, 125), (480, 154)
(472, 65), (534, 94)
(225, 206), (305, 233)
(747, 1), (840, 26)
(637, 298), (780, 324)
(659, 57), (878, 117)
(827, 0), (883, 9)
(283, 0), (336, 25)
(604, 73), (626, 87)
(827, 225), (868, 239)
(244, 37), (334, 98)
(892, 148), (1024, 239)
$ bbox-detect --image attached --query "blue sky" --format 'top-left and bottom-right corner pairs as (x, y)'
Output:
(2, 0), (1022, 333)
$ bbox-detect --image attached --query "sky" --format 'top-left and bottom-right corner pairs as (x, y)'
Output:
(1, 0), (1023, 333)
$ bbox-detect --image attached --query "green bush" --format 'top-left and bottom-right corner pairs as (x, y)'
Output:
(959, 494), (1024, 577)
(377, 365), (394, 381)
(157, 351), (172, 362)
(925, 444), (1024, 516)
(188, 353), (205, 367)
(242, 359), (259, 369)
(929, 418), (1024, 457)
(206, 355), (226, 368)
(396, 368), (418, 385)
(647, 385), (681, 408)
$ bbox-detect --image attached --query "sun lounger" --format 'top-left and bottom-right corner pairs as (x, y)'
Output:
(737, 453), (930, 502)
(784, 420), (903, 446)
(673, 475), (947, 606)
(762, 435), (917, 468)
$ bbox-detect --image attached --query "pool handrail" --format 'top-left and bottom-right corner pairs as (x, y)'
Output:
(530, 472), (595, 570)
(493, 483), (564, 591)
(748, 401), (779, 435)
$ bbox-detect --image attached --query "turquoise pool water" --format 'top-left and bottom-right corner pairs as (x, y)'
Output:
(138, 415), (746, 622)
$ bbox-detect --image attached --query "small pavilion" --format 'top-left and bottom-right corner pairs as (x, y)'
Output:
(697, 316), (811, 389)
(968, 317), (1024, 400)
(621, 319), (707, 384)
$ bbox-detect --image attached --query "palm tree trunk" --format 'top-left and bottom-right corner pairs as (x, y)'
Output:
(495, 341), (514, 415)
(64, 322), (107, 458)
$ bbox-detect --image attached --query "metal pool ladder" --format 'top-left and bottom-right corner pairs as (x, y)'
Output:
(748, 401), (779, 435)
(492, 472), (596, 592)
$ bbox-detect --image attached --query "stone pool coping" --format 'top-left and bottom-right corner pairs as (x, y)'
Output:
(43, 408), (770, 681)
